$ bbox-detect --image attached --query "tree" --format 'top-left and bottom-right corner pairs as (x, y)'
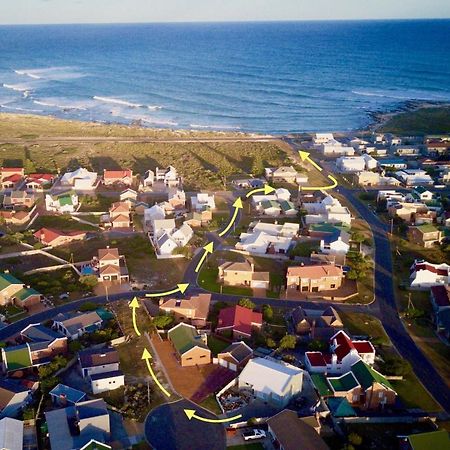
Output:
(152, 314), (174, 329)
(79, 301), (98, 312)
(348, 433), (363, 447)
(262, 304), (273, 322)
(238, 298), (256, 310)
(266, 338), (276, 349)
(79, 275), (98, 291)
(347, 254), (372, 281)
(68, 340), (83, 353)
(278, 334), (297, 350)
(308, 339), (327, 352)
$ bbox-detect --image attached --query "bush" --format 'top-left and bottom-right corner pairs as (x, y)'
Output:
(238, 298), (256, 310)
(152, 314), (174, 329)
(379, 355), (411, 376)
(348, 433), (363, 446)
(79, 301), (98, 312)
(278, 334), (296, 350)
(262, 304), (273, 321)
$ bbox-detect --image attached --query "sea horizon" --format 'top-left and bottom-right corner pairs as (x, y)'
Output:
(1, 20), (450, 134)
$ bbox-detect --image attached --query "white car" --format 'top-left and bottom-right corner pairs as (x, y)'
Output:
(242, 429), (266, 441)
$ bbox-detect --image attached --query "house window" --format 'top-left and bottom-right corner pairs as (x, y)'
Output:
(330, 284), (336, 289)
(186, 357), (193, 360)
(200, 355), (206, 358)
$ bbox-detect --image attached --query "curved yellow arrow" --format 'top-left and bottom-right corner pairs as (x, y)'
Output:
(218, 198), (243, 237)
(129, 297), (141, 337)
(184, 409), (242, 424)
(146, 283), (189, 298)
(300, 174), (338, 191)
(245, 184), (275, 198)
(142, 349), (171, 398)
(299, 150), (323, 172)
(195, 242), (214, 273)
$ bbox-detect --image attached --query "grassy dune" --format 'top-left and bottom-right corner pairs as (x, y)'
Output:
(0, 114), (290, 190)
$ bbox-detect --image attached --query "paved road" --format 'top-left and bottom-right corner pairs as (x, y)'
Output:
(340, 186), (450, 414)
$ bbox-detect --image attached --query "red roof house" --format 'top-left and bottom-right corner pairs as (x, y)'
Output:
(305, 330), (375, 374)
(34, 228), (87, 247)
(103, 169), (133, 186)
(216, 305), (262, 339)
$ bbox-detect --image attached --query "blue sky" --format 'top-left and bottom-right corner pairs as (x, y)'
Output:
(1, 0), (449, 24)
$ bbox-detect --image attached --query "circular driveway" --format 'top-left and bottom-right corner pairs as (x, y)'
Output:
(145, 398), (226, 450)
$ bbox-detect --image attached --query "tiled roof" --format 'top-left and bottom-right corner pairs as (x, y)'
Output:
(431, 285), (450, 307)
(351, 359), (393, 391)
(3, 344), (32, 371)
(217, 305), (262, 336)
(310, 373), (333, 397)
(0, 273), (22, 291)
(287, 264), (343, 279)
(168, 323), (209, 355)
(328, 372), (360, 392)
(79, 347), (119, 368)
(306, 351), (327, 367)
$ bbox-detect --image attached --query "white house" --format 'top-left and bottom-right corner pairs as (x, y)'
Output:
(410, 260), (450, 290)
(395, 170), (434, 186)
(303, 195), (352, 226)
(238, 357), (304, 407)
(144, 204), (166, 228)
(336, 157), (366, 173)
(45, 191), (79, 213)
(152, 218), (176, 237)
(60, 167), (97, 190)
(171, 223), (194, 247)
(156, 233), (179, 256)
(305, 331), (375, 374)
(156, 166), (180, 186)
(236, 232), (292, 255)
(251, 221), (300, 238)
(191, 193), (216, 212)
(320, 229), (350, 255)
(314, 133), (335, 145)
(90, 370), (125, 394)
(408, 186), (434, 202)
(0, 417), (23, 450)
(377, 190), (406, 206)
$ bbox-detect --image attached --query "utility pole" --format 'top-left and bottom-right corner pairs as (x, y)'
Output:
(390, 218), (394, 235)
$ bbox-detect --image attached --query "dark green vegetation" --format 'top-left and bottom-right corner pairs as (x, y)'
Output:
(380, 105), (450, 135)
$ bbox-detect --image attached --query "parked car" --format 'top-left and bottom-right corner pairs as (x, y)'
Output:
(242, 429), (266, 441)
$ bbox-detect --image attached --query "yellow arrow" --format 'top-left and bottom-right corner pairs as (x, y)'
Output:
(184, 409), (243, 424)
(129, 297), (141, 337)
(245, 184), (275, 198)
(195, 242), (214, 273)
(299, 150), (323, 172)
(300, 174), (338, 191)
(218, 198), (243, 237)
(146, 283), (189, 298)
(142, 349), (171, 398)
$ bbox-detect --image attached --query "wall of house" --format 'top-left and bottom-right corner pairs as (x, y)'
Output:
(83, 362), (120, 378)
(222, 271), (252, 287)
(180, 347), (211, 367)
(91, 374), (125, 394)
(362, 384), (396, 410)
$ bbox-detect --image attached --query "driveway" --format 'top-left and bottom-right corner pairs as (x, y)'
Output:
(144, 398), (226, 450)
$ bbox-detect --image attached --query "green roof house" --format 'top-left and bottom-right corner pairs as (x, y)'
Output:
(0, 272), (41, 307)
(80, 440), (112, 450)
(407, 224), (442, 248)
(167, 323), (211, 367)
(45, 190), (79, 213)
(326, 397), (357, 418)
(1, 344), (32, 372)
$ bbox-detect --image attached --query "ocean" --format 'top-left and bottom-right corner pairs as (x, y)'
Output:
(0, 20), (449, 134)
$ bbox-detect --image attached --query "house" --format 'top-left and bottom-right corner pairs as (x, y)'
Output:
(264, 166), (307, 184)
(388, 202), (430, 224)
(78, 347), (119, 378)
(104, 201), (131, 229)
(78, 347), (124, 394)
(49, 384), (86, 407)
(45, 190), (79, 213)
(410, 186), (434, 202)
(320, 229), (350, 256)
(314, 133), (335, 145)
(0, 379), (33, 418)
(0, 167), (24, 183)
(185, 210), (212, 227)
(236, 232), (292, 255)
(152, 218), (176, 237)
(216, 305), (263, 339)
(312, 360), (396, 410)
(191, 193), (216, 212)
(0, 210), (32, 226)
(171, 223), (194, 247)
(119, 188), (138, 205)
(156, 233), (178, 256)
(377, 158), (408, 170)
(167, 188), (186, 211)
(267, 409), (329, 450)
(142, 166), (181, 189)
(218, 259), (270, 290)
(303, 195), (352, 226)
(286, 264), (344, 293)
(430, 285), (450, 313)
(395, 169), (434, 186)
(336, 156), (376, 173)
(0, 272), (41, 307)
(1, 174), (23, 190)
(251, 221), (299, 237)
(96, 248), (129, 284)
(238, 357), (304, 407)
(356, 171), (380, 186)
(315, 135), (355, 156)
(60, 167), (98, 190)
(159, 293), (211, 326)
(81, 440), (112, 450)
(25, 173), (55, 191)
(410, 260), (450, 289)
(102, 169), (133, 186)
(52, 311), (103, 339)
(291, 306), (343, 340)
(2, 191), (35, 209)
(45, 399), (110, 450)
(407, 224), (442, 248)
(395, 145), (420, 156)
(144, 204), (166, 229)
(167, 322), (211, 367)
(305, 330), (375, 374)
(216, 341), (253, 371)
(0, 417), (23, 450)
(400, 430), (450, 450)
(34, 228), (86, 247)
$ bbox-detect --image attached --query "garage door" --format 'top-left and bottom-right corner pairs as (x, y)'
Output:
(251, 281), (268, 289)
